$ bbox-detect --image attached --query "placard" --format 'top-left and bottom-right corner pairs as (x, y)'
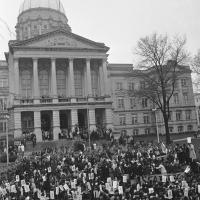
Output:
(118, 186), (123, 194)
(16, 175), (20, 182)
(56, 187), (59, 195)
(162, 175), (167, 183)
(168, 189), (173, 199)
(149, 188), (154, 194)
(187, 137), (191, 143)
(50, 191), (54, 199)
(113, 181), (118, 189)
(169, 175), (175, 182)
(123, 175), (127, 183)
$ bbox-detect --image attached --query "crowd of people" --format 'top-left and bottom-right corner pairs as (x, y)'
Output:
(0, 138), (200, 199)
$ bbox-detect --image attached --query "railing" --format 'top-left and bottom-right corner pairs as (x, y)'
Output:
(77, 97), (88, 102)
(58, 98), (70, 103)
(40, 98), (53, 104)
(94, 96), (105, 101)
(20, 99), (34, 105)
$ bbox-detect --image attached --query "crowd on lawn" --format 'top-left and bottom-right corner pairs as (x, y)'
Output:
(0, 137), (200, 200)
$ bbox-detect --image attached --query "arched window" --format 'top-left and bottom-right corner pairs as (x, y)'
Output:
(21, 70), (32, 97)
(57, 69), (66, 96)
(39, 70), (49, 96)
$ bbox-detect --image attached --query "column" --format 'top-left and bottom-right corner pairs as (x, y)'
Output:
(105, 108), (113, 130)
(71, 109), (78, 129)
(53, 110), (60, 141)
(69, 58), (76, 102)
(86, 59), (92, 97)
(102, 59), (109, 96)
(51, 58), (58, 103)
(88, 109), (96, 131)
(33, 58), (40, 103)
(34, 111), (42, 142)
(14, 58), (19, 97)
(14, 112), (22, 138)
(99, 65), (105, 96)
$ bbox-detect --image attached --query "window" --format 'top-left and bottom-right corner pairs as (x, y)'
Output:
(91, 68), (99, 96)
(174, 93), (179, 104)
(169, 127), (174, 133)
(57, 70), (66, 96)
(117, 98), (125, 109)
(133, 129), (139, 136)
(119, 115), (126, 125)
(0, 79), (8, 88)
(39, 70), (49, 96)
(145, 128), (150, 135)
(183, 93), (188, 104)
(176, 110), (182, 121)
(185, 110), (191, 120)
(142, 98), (148, 108)
(116, 82), (123, 90)
(74, 69), (83, 97)
(168, 111), (173, 121)
(187, 125), (193, 131)
(128, 82), (134, 91)
(132, 114), (138, 124)
(21, 70), (32, 97)
(22, 119), (34, 129)
(143, 114), (150, 124)
(0, 99), (7, 110)
(140, 81), (146, 89)
(178, 126), (184, 133)
(130, 98), (136, 109)
(181, 79), (187, 87)
(0, 121), (7, 133)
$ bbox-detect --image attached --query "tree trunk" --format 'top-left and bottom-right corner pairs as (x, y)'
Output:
(163, 113), (170, 145)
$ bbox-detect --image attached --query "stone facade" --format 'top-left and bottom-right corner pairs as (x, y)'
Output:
(108, 64), (198, 137)
(0, 0), (198, 143)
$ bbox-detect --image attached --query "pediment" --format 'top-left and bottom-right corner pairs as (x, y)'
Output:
(10, 30), (109, 51)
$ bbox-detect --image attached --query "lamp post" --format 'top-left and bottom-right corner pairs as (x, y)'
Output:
(152, 108), (159, 143)
(5, 113), (9, 167)
(87, 98), (91, 152)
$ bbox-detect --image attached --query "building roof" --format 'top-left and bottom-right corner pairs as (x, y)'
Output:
(19, 0), (65, 15)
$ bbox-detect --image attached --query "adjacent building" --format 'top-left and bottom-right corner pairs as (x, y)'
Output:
(0, 0), (197, 143)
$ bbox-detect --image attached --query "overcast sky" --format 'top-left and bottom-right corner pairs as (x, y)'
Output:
(0, 0), (200, 64)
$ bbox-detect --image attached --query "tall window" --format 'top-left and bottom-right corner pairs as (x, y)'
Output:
(178, 126), (183, 133)
(145, 128), (150, 135)
(21, 70), (32, 97)
(91, 69), (99, 96)
(181, 79), (187, 87)
(142, 98), (148, 108)
(57, 70), (66, 96)
(117, 98), (125, 109)
(0, 121), (6, 133)
(74, 69), (83, 97)
(119, 115), (126, 125)
(0, 79), (8, 88)
(39, 70), (49, 96)
(128, 82), (134, 91)
(133, 129), (139, 135)
(174, 93), (179, 104)
(176, 110), (182, 121)
(116, 82), (123, 90)
(143, 114), (150, 124)
(140, 81), (146, 89)
(183, 93), (188, 104)
(0, 98), (7, 110)
(130, 98), (136, 109)
(185, 110), (191, 120)
(168, 111), (173, 121)
(132, 114), (137, 124)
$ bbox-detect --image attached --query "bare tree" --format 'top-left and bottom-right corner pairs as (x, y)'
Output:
(132, 33), (190, 144)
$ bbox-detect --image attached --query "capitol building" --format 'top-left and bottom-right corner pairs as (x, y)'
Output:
(0, 0), (197, 143)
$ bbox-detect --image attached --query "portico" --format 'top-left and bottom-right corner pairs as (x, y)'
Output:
(11, 53), (112, 141)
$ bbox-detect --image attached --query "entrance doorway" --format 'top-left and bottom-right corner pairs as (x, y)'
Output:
(59, 110), (70, 139)
(78, 109), (88, 129)
(41, 111), (53, 140)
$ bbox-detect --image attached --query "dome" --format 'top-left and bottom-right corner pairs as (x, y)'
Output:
(16, 0), (71, 40)
(19, 0), (66, 15)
